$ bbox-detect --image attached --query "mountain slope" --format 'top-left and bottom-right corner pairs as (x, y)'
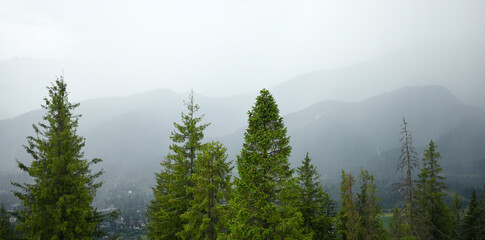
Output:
(271, 40), (485, 114)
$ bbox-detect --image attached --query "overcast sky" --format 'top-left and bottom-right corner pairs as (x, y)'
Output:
(1, 0), (485, 118)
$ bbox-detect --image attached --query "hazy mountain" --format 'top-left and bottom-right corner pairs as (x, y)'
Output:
(271, 40), (485, 114)
(2, 40), (484, 120)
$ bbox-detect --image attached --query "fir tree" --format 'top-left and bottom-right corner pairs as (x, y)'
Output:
(0, 203), (16, 240)
(147, 90), (209, 239)
(414, 140), (453, 240)
(336, 170), (359, 240)
(229, 89), (307, 239)
(388, 207), (403, 240)
(451, 193), (464, 240)
(463, 188), (485, 240)
(12, 77), (109, 239)
(388, 206), (417, 240)
(179, 141), (233, 240)
(296, 153), (335, 240)
(356, 168), (386, 240)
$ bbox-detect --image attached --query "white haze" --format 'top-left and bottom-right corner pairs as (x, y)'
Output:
(0, 0), (484, 119)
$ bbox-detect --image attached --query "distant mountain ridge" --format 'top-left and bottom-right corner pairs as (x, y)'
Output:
(1, 85), (484, 192)
(1, 40), (485, 120)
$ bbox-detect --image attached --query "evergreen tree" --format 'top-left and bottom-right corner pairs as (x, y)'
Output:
(356, 168), (386, 240)
(388, 206), (417, 240)
(336, 170), (359, 240)
(480, 187), (485, 239)
(414, 140), (453, 240)
(0, 203), (16, 240)
(451, 193), (464, 240)
(296, 153), (335, 240)
(147, 90), (209, 239)
(12, 77), (109, 239)
(463, 188), (485, 240)
(395, 117), (419, 230)
(229, 89), (307, 239)
(388, 207), (403, 240)
(179, 141), (233, 240)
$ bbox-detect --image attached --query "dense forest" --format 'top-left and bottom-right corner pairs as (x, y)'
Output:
(1, 78), (484, 240)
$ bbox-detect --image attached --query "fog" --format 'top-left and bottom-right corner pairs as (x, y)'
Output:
(1, 0), (485, 119)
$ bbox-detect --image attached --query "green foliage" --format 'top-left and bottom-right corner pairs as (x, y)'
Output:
(414, 140), (453, 240)
(463, 188), (485, 240)
(179, 141), (233, 240)
(450, 193), (464, 240)
(296, 153), (335, 240)
(388, 206), (418, 240)
(356, 168), (386, 240)
(12, 77), (109, 239)
(147, 91), (209, 240)
(229, 89), (307, 239)
(337, 169), (386, 240)
(336, 170), (359, 240)
(0, 203), (16, 240)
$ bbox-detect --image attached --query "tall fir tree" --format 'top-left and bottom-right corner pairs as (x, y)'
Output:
(147, 90), (209, 240)
(296, 153), (335, 240)
(336, 170), (359, 240)
(395, 117), (419, 232)
(356, 168), (386, 240)
(12, 77), (109, 239)
(0, 203), (16, 240)
(229, 89), (307, 239)
(414, 140), (453, 240)
(179, 141), (233, 240)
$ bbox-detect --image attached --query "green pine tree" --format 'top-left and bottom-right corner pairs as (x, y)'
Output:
(388, 206), (418, 240)
(388, 207), (403, 240)
(296, 153), (335, 240)
(228, 89), (307, 239)
(336, 170), (360, 240)
(463, 188), (485, 240)
(450, 193), (464, 240)
(0, 203), (16, 240)
(356, 168), (386, 240)
(414, 140), (453, 240)
(147, 90), (209, 240)
(179, 141), (233, 240)
(12, 77), (110, 239)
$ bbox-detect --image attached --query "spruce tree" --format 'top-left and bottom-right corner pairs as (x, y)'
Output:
(414, 140), (453, 240)
(336, 170), (359, 240)
(229, 89), (307, 239)
(147, 90), (209, 240)
(450, 193), (463, 240)
(388, 206), (417, 240)
(179, 141), (233, 240)
(296, 153), (335, 240)
(463, 188), (485, 240)
(356, 168), (386, 240)
(12, 77), (108, 239)
(0, 203), (16, 240)
(388, 207), (403, 240)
